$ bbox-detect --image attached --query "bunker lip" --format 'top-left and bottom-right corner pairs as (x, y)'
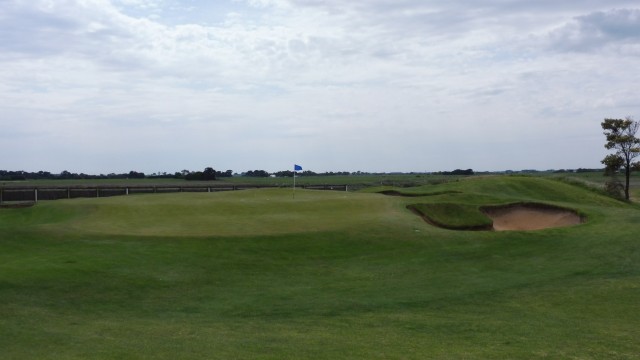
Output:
(409, 201), (585, 231)
(480, 202), (584, 231)
(407, 205), (493, 231)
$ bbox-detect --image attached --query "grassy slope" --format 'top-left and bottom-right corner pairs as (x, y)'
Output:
(409, 203), (493, 230)
(1, 176), (639, 359)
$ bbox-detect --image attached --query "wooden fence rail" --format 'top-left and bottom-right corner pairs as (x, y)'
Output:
(0, 184), (348, 204)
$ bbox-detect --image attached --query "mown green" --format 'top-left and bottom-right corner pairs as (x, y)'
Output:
(1, 176), (639, 359)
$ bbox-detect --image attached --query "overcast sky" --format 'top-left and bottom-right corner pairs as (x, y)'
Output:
(2, 0), (639, 174)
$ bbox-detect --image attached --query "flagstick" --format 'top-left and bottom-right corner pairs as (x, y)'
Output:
(293, 170), (296, 199)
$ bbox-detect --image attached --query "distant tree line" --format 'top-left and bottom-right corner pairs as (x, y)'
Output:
(183, 168), (235, 181)
(1, 170), (51, 181)
(1, 168), (404, 181)
(552, 168), (603, 173)
(434, 169), (474, 176)
(0, 168), (233, 181)
(0, 169), (140, 181)
(244, 170), (271, 177)
(3, 167), (616, 182)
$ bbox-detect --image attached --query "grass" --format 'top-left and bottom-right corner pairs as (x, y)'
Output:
(1, 173), (463, 189)
(1, 176), (639, 358)
(408, 203), (493, 230)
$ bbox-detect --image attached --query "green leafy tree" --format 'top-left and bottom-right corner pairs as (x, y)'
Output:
(601, 117), (640, 200)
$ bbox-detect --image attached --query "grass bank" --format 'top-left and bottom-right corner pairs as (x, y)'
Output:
(408, 203), (493, 230)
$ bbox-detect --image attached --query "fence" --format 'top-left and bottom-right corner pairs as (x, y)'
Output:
(0, 184), (348, 204)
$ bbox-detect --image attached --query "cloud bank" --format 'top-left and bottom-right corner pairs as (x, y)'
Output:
(1, 0), (639, 173)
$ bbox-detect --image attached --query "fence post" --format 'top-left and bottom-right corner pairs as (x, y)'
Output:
(35, 188), (38, 203)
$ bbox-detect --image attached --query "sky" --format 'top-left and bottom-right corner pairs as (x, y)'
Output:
(2, 0), (640, 174)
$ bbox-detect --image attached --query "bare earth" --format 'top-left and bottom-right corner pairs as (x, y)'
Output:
(483, 205), (582, 231)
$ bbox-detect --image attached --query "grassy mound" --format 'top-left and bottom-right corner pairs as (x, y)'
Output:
(1, 176), (639, 359)
(408, 203), (493, 230)
(362, 186), (462, 197)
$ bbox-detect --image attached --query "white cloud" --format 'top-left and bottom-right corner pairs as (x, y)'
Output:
(545, 9), (640, 53)
(1, 0), (640, 173)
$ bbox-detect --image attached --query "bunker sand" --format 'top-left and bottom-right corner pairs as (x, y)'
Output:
(482, 204), (582, 231)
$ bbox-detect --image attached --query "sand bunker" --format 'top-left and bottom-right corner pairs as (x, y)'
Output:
(481, 204), (582, 231)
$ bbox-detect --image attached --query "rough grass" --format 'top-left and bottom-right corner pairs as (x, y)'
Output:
(1, 176), (639, 359)
(6, 173), (465, 188)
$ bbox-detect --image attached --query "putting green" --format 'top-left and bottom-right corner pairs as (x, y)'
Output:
(34, 189), (404, 237)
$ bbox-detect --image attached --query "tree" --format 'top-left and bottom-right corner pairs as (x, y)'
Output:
(244, 170), (270, 177)
(274, 170), (294, 177)
(183, 167), (217, 181)
(215, 169), (233, 178)
(185, 171), (202, 181)
(601, 117), (640, 200)
(202, 167), (216, 181)
(128, 170), (145, 179)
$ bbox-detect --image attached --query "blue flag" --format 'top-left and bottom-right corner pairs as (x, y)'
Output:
(294, 164), (302, 171)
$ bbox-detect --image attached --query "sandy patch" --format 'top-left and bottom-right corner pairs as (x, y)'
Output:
(482, 204), (582, 231)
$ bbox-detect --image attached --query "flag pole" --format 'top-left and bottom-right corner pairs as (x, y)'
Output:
(293, 165), (302, 199)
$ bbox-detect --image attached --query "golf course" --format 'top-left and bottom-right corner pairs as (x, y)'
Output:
(1, 175), (639, 359)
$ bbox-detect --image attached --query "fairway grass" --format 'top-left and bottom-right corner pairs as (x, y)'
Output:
(1, 176), (639, 359)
